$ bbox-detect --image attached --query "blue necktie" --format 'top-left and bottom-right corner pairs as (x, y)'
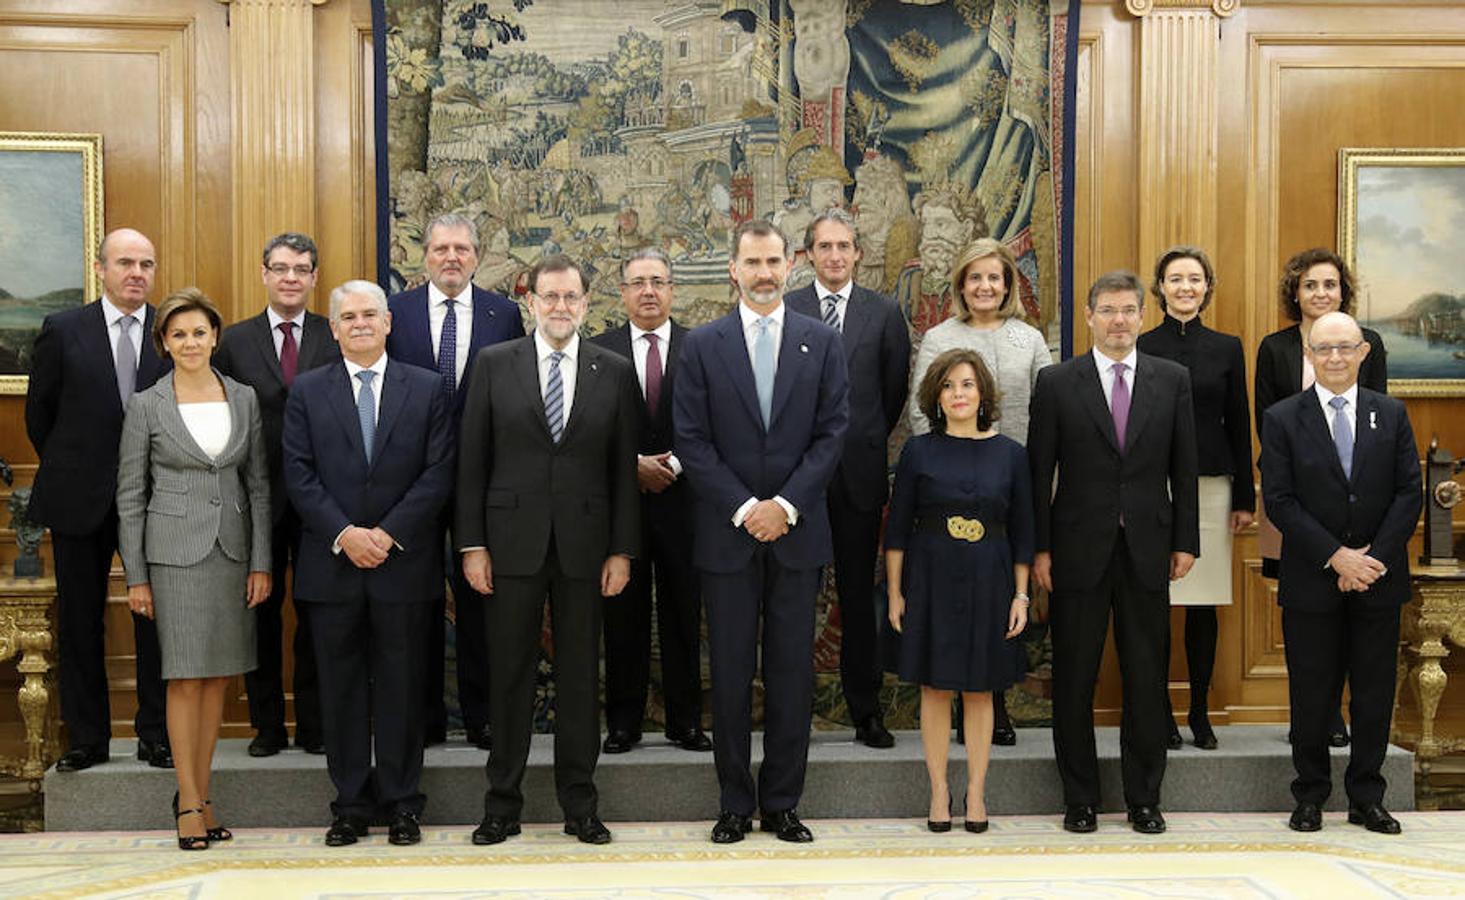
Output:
(1330, 395), (1353, 478)
(437, 298), (457, 394)
(823, 295), (842, 331)
(545, 351), (565, 443)
(357, 370), (377, 464)
(753, 316), (775, 428)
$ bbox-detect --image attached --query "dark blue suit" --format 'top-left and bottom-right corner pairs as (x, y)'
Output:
(1261, 385), (1421, 807)
(386, 283), (524, 740)
(283, 358), (455, 818)
(674, 306), (849, 816)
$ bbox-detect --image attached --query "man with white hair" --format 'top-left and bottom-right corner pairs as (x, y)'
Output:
(284, 280), (455, 847)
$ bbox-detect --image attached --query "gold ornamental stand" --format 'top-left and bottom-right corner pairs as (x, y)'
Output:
(0, 576), (57, 787)
(1396, 564), (1465, 775)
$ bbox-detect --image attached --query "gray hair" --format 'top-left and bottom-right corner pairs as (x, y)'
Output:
(261, 232), (318, 269)
(423, 212), (479, 251)
(1086, 270), (1145, 311)
(329, 279), (388, 321)
(803, 207), (860, 251)
(619, 247), (674, 280)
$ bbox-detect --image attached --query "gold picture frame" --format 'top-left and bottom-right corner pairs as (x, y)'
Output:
(0, 131), (104, 396)
(1338, 147), (1465, 398)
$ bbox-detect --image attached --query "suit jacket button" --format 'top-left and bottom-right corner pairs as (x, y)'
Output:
(1349, 494), (1357, 502)
(210, 496), (221, 506)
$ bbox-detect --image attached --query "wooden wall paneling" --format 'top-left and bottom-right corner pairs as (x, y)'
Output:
(312, 0), (376, 296)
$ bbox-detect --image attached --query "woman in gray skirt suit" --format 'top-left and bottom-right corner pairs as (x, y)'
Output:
(117, 288), (271, 850)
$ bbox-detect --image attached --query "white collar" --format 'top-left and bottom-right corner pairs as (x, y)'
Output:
(1092, 346), (1138, 373)
(266, 306), (306, 331)
(428, 281), (472, 307)
(629, 320), (672, 343)
(1315, 381), (1359, 409)
(534, 329), (579, 361)
(738, 301), (785, 330)
(344, 353), (388, 380)
(814, 280), (851, 302)
(101, 295), (142, 327)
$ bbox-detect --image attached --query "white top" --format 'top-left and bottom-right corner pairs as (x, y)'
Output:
(428, 282), (473, 388)
(178, 401), (232, 460)
(909, 316), (1052, 445)
(343, 354), (388, 422)
(101, 295), (144, 367)
(1314, 382), (1359, 440)
(266, 306), (307, 359)
(534, 330), (579, 423)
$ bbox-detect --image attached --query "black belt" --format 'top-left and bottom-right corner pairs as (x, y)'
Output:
(913, 515), (1006, 542)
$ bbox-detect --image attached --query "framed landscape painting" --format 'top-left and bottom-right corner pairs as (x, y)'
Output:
(0, 132), (104, 395)
(1339, 147), (1465, 397)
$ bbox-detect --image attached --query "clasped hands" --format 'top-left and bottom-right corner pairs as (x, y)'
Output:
(1329, 544), (1386, 593)
(743, 499), (790, 543)
(340, 525), (396, 569)
(637, 452), (677, 493)
(462, 548), (632, 598)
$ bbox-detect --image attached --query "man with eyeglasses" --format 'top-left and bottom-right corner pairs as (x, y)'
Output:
(386, 212), (525, 751)
(1261, 311), (1420, 836)
(1028, 270), (1199, 836)
(457, 254), (640, 846)
(215, 231), (340, 757)
(588, 249), (712, 756)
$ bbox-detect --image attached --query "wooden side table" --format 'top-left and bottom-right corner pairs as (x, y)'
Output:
(1397, 564), (1465, 773)
(0, 576), (57, 786)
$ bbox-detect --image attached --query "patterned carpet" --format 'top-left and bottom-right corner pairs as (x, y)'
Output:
(3, 812), (1463, 898)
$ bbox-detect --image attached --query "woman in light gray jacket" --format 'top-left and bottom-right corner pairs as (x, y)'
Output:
(906, 237), (1052, 745)
(117, 288), (271, 850)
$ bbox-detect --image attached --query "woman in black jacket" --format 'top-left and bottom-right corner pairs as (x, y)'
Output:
(1138, 246), (1254, 750)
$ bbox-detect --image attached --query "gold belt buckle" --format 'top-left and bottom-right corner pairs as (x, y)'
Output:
(946, 515), (985, 542)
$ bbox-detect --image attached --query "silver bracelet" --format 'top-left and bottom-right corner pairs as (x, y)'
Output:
(1014, 593), (1030, 603)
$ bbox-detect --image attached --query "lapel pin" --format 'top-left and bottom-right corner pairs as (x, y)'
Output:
(1370, 410), (1377, 430)
(800, 343), (809, 353)
(590, 361), (598, 372)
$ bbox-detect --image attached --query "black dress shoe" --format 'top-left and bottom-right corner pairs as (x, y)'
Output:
(760, 808), (813, 843)
(471, 816), (520, 845)
(137, 738), (174, 769)
(325, 815), (369, 846)
(55, 746), (107, 772)
(854, 716), (895, 749)
(423, 729), (447, 748)
(465, 725), (493, 752)
(601, 730), (640, 754)
(1329, 727), (1351, 748)
(964, 819), (990, 833)
(1063, 804), (1098, 833)
(711, 810), (752, 843)
(1188, 710), (1217, 750)
(297, 735), (326, 755)
(1166, 728), (1184, 751)
(1127, 805), (1166, 834)
(665, 727), (713, 752)
(564, 814), (612, 844)
(1288, 802), (1322, 832)
(991, 724), (1017, 746)
(248, 733), (287, 758)
(389, 811), (422, 845)
(1348, 802), (1401, 835)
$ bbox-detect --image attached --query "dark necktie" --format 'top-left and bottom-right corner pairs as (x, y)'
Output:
(1330, 395), (1353, 478)
(823, 295), (843, 331)
(278, 321), (298, 387)
(115, 314), (137, 405)
(644, 332), (663, 415)
(545, 351), (565, 443)
(1111, 362), (1131, 451)
(356, 370), (377, 464)
(437, 298), (457, 394)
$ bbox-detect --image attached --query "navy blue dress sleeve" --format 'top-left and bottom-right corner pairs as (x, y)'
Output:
(884, 437), (921, 551)
(1006, 439), (1035, 565)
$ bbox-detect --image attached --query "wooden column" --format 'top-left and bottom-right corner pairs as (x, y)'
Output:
(1127, 0), (1237, 281)
(219, 0), (328, 321)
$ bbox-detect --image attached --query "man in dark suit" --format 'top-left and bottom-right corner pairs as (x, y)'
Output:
(457, 255), (640, 846)
(386, 212), (525, 750)
(589, 248), (711, 756)
(785, 207), (909, 749)
(26, 227), (173, 771)
(214, 232), (339, 758)
(1261, 311), (1421, 836)
(1028, 270), (1199, 836)
(674, 220), (850, 844)
(283, 280), (455, 847)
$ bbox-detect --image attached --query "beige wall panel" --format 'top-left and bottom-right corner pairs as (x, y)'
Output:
(312, 0), (376, 297)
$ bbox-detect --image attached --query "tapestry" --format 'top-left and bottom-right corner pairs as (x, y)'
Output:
(376, 0), (1079, 732)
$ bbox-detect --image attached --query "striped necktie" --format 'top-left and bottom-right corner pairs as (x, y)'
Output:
(823, 294), (842, 331)
(545, 351), (565, 443)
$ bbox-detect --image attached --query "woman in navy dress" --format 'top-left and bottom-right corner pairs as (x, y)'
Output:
(886, 348), (1034, 834)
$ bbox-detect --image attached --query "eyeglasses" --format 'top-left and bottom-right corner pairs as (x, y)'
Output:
(267, 264), (315, 278)
(1308, 341), (1364, 358)
(534, 292), (587, 308)
(621, 278), (672, 291)
(1092, 305), (1141, 319)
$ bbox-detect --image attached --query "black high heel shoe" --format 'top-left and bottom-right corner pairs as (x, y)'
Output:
(928, 791), (953, 833)
(202, 800), (233, 841)
(175, 804), (209, 851)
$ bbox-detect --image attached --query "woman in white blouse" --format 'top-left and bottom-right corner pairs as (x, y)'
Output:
(907, 237), (1052, 745)
(117, 288), (271, 850)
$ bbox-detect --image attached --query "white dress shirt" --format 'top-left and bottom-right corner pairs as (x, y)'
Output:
(814, 280), (850, 332)
(534, 329), (578, 425)
(628, 320), (681, 476)
(101, 295), (144, 367)
(733, 302), (796, 527)
(343, 353), (388, 423)
(266, 305), (307, 360)
(1093, 346), (1139, 410)
(428, 282), (473, 388)
(1314, 381), (1359, 441)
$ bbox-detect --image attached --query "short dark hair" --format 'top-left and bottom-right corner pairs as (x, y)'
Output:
(261, 232), (319, 270)
(1279, 247), (1354, 321)
(1151, 245), (1216, 314)
(1086, 270), (1145, 312)
(730, 219), (788, 258)
(803, 207), (859, 252)
(529, 253), (588, 294)
(152, 287), (222, 357)
(916, 348), (1001, 434)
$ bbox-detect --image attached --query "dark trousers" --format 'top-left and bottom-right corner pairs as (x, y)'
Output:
(703, 549), (819, 817)
(449, 528), (492, 734)
(1282, 600), (1400, 806)
(1050, 530), (1169, 808)
(1162, 606), (1218, 728)
(603, 507), (703, 735)
(484, 544), (601, 821)
(309, 595), (427, 818)
(826, 480), (883, 723)
(245, 512), (321, 743)
(423, 580), (448, 741)
(52, 512), (167, 749)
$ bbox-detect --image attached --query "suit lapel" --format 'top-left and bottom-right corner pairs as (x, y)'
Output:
(299, 311), (337, 368)
(511, 338), (555, 443)
(711, 312), (764, 429)
(371, 362), (410, 468)
(1349, 389), (1380, 486)
(405, 288), (435, 367)
(246, 312), (287, 389)
(216, 369), (252, 464)
(839, 285), (870, 361)
(1281, 326), (1304, 395)
(82, 302), (124, 414)
(1077, 354), (1121, 453)
(1123, 355), (1157, 453)
(1297, 387), (1349, 485)
(562, 341), (603, 445)
(326, 363), (369, 464)
(154, 374), (216, 466)
(136, 306), (168, 387)
(769, 312), (808, 427)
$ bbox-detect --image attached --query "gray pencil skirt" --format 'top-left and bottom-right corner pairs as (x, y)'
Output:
(150, 544), (258, 680)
